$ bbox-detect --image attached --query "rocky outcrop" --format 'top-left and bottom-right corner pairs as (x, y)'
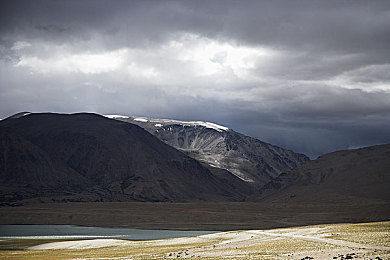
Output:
(113, 116), (309, 185)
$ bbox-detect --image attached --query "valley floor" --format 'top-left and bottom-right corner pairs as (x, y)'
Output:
(0, 221), (389, 259)
(0, 202), (389, 230)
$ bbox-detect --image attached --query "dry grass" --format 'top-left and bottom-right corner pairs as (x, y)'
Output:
(325, 221), (390, 247)
(0, 221), (389, 259)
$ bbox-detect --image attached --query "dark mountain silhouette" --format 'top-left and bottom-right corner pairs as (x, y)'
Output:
(0, 127), (89, 203)
(260, 144), (390, 204)
(0, 113), (251, 203)
(2, 112), (387, 208)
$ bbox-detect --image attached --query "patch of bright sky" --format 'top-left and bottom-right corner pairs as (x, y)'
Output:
(11, 33), (389, 95)
(168, 33), (275, 79)
(327, 64), (390, 92)
(15, 48), (127, 74)
(12, 33), (275, 81)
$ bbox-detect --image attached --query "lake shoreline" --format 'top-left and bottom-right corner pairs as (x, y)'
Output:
(0, 224), (216, 240)
(1, 221), (389, 259)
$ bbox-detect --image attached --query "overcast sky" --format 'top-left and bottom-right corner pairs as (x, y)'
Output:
(1, 0), (390, 158)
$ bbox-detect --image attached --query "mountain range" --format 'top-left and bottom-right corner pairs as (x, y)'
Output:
(0, 112), (389, 206)
(261, 143), (390, 205)
(0, 113), (249, 203)
(107, 115), (309, 184)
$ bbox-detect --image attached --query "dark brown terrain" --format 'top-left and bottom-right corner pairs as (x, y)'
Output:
(0, 127), (88, 201)
(0, 113), (249, 203)
(0, 113), (389, 230)
(260, 144), (390, 204)
(0, 201), (388, 231)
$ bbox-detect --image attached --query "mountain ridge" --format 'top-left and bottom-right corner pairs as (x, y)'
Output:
(260, 143), (390, 204)
(0, 112), (250, 203)
(2, 112), (387, 207)
(108, 115), (309, 184)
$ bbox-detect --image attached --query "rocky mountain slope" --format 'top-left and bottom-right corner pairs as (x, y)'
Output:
(0, 127), (89, 203)
(260, 144), (390, 204)
(0, 112), (250, 203)
(107, 115), (309, 185)
(0, 112), (388, 209)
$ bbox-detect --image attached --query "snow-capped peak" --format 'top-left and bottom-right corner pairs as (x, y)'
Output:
(181, 121), (228, 132)
(133, 117), (148, 123)
(103, 114), (229, 132)
(104, 114), (129, 119)
(146, 118), (229, 132)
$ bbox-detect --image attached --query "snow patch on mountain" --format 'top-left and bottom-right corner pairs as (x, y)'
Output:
(20, 112), (31, 117)
(103, 114), (228, 132)
(104, 113), (309, 185)
(104, 114), (129, 119)
(133, 117), (148, 122)
(146, 118), (229, 132)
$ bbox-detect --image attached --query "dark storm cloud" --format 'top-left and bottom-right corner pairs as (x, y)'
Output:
(1, 0), (390, 158)
(4, 1), (388, 54)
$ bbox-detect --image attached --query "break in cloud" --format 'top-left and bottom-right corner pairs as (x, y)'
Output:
(0, 0), (390, 158)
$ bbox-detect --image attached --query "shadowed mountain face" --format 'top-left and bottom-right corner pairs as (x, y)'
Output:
(260, 144), (390, 204)
(0, 113), (250, 203)
(3, 112), (387, 207)
(0, 127), (89, 203)
(110, 116), (309, 185)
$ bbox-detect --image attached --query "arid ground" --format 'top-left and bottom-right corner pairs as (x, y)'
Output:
(0, 202), (389, 230)
(0, 221), (389, 259)
(1, 202), (389, 259)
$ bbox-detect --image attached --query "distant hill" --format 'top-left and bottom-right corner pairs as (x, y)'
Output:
(260, 144), (390, 204)
(2, 112), (387, 208)
(107, 115), (309, 185)
(0, 113), (249, 203)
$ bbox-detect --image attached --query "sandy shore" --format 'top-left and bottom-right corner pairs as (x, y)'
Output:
(20, 221), (390, 260)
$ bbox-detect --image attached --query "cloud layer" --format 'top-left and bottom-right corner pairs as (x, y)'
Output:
(1, 0), (390, 158)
